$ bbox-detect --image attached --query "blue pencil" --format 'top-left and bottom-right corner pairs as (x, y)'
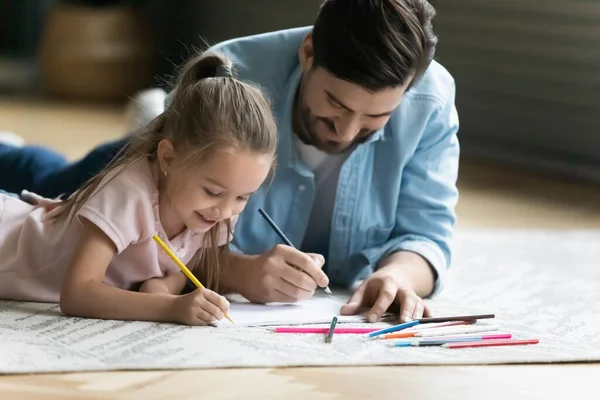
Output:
(368, 320), (420, 337)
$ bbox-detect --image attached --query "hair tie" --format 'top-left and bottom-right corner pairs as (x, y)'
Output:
(215, 65), (233, 78)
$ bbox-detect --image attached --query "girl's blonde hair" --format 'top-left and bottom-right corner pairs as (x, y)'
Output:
(49, 51), (279, 291)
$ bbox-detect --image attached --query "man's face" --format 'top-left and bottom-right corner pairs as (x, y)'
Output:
(296, 64), (410, 154)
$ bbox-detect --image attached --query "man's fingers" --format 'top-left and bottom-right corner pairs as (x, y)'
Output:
(305, 253), (326, 269)
(423, 304), (432, 318)
(367, 280), (396, 323)
(340, 283), (366, 315)
(274, 275), (314, 301)
(279, 265), (318, 292)
(398, 294), (416, 323)
(277, 246), (328, 287)
(411, 301), (425, 321)
(272, 289), (302, 303)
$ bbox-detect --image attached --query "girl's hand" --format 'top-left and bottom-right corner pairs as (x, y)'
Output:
(172, 288), (230, 326)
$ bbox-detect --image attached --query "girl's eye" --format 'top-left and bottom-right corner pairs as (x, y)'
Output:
(237, 196), (249, 202)
(204, 188), (222, 197)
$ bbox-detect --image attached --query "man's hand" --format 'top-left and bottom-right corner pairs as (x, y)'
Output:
(340, 251), (436, 323)
(226, 245), (329, 304)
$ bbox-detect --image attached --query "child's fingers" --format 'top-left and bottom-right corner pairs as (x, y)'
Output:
(201, 289), (230, 312)
(197, 300), (224, 321)
(193, 308), (219, 325)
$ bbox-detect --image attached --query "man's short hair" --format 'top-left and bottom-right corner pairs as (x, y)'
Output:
(312, 0), (438, 92)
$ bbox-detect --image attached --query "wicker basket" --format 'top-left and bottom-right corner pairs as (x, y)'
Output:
(38, 4), (155, 102)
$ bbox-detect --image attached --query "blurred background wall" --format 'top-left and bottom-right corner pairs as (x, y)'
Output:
(1, 0), (599, 180)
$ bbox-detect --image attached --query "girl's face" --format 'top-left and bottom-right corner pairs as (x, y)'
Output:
(158, 142), (273, 237)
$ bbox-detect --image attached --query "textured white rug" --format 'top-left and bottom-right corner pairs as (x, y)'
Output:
(1, 229), (599, 374)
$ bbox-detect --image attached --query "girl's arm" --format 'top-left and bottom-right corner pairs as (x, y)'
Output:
(139, 272), (187, 295)
(60, 219), (180, 322)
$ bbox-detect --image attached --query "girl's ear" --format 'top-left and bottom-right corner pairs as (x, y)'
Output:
(157, 138), (176, 175)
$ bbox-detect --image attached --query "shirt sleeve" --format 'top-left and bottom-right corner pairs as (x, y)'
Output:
(361, 82), (460, 297)
(76, 170), (155, 254)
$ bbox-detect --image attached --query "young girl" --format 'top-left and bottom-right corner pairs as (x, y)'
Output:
(0, 52), (278, 326)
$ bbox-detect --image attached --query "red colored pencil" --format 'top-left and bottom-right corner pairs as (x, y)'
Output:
(442, 339), (539, 349)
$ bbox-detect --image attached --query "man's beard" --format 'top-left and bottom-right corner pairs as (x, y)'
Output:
(293, 105), (344, 154)
(293, 97), (365, 154)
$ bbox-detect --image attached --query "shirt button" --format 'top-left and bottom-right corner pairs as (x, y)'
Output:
(298, 185), (306, 192)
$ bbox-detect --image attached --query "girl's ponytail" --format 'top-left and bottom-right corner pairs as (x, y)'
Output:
(175, 53), (235, 89)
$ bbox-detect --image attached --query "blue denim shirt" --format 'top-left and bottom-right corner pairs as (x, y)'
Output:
(166, 27), (460, 295)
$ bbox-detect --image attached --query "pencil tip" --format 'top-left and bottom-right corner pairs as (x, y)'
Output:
(324, 287), (333, 295)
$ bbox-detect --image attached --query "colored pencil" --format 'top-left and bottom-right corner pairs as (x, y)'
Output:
(368, 320), (420, 337)
(417, 314), (495, 324)
(258, 208), (332, 295)
(152, 234), (234, 324)
(415, 324), (499, 337)
(380, 321), (476, 339)
(443, 339), (539, 349)
(273, 327), (379, 334)
(325, 316), (338, 343)
(393, 334), (512, 347)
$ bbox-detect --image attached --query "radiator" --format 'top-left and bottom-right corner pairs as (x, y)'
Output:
(433, 0), (600, 180)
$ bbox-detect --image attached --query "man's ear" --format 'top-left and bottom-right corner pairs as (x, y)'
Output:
(298, 32), (314, 72)
(157, 138), (176, 175)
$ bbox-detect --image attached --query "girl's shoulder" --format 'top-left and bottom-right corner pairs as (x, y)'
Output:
(102, 158), (157, 196)
(75, 158), (160, 252)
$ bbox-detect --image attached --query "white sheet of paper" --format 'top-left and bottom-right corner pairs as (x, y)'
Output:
(216, 294), (367, 327)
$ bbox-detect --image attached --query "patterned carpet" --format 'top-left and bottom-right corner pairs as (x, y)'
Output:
(1, 229), (599, 373)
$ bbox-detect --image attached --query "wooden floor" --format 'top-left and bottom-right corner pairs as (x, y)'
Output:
(1, 97), (599, 399)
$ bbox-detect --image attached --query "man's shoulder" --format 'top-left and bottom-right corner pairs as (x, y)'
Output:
(404, 60), (456, 108)
(383, 60), (458, 144)
(206, 27), (312, 99)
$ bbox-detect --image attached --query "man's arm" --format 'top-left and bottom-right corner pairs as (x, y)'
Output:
(219, 250), (257, 295)
(342, 81), (459, 322)
(360, 82), (459, 302)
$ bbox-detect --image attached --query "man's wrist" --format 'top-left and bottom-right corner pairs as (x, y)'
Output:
(378, 251), (436, 297)
(221, 252), (257, 295)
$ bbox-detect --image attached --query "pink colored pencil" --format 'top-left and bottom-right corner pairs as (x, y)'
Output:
(273, 327), (379, 334)
(443, 338), (539, 349)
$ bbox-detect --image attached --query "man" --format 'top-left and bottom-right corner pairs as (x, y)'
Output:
(0, 0), (459, 323)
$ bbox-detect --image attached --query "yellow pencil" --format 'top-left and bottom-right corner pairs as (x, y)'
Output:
(152, 234), (234, 324)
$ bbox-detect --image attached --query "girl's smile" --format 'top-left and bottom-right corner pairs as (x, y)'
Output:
(195, 211), (218, 229)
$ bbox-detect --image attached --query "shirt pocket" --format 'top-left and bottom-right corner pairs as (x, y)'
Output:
(365, 223), (394, 249)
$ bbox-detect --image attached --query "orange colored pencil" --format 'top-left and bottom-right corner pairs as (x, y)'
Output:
(383, 331), (418, 339)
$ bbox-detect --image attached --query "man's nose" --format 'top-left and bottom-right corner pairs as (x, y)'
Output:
(335, 115), (362, 140)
